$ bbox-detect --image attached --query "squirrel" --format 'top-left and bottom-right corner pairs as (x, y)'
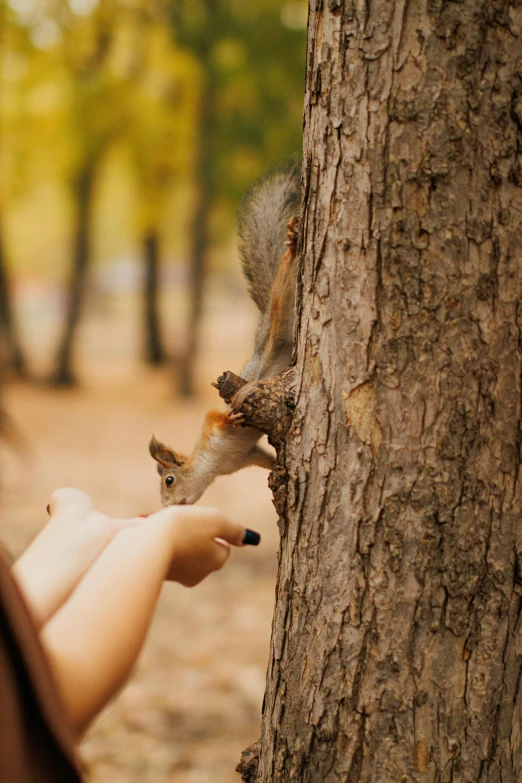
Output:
(149, 164), (301, 506)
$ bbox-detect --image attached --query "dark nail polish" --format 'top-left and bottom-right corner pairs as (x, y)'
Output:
(243, 529), (261, 546)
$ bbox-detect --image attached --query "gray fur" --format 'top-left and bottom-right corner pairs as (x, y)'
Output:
(237, 163), (301, 382)
(150, 163), (301, 507)
(237, 163), (301, 314)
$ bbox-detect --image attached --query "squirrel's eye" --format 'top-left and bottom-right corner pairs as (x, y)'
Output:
(165, 476), (175, 487)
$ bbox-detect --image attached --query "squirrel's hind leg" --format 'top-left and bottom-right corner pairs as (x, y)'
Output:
(285, 216), (299, 252)
(246, 444), (276, 470)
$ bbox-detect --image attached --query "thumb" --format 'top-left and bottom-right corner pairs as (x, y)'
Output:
(211, 517), (261, 548)
(47, 488), (95, 519)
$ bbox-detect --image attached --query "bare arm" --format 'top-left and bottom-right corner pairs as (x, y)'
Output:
(12, 489), (139, 629)
(39, 504), (248, 738)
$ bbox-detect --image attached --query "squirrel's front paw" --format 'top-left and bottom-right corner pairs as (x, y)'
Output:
(228, 410), (247, 427)
(284, 216), (299, 254)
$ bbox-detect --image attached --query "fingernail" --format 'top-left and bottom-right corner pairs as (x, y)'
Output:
(243, 529), (261, 546)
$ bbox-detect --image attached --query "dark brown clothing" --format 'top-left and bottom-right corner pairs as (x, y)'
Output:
(0, 551), (83, 782)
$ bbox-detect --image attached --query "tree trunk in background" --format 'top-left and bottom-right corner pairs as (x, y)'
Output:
(257, 1), (522, 780)
(51, 160), (97, 386)
(0, 231), (25, 378)
(177, 73), (215, 397)
(142, 229), (166, 365)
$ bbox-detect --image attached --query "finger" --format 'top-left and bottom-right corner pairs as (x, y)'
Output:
(242, 530), (261, 546)
(212, 517), (261, 547)
(155, 506), (243, 544)
(152, 506), (261, 547)
(47, 488), (95, 518)
(210, 539), (231, 571)
(213, 537), (231, 550)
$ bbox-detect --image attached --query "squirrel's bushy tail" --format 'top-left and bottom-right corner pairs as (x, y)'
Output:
(237, 163), (301, 383)
(238, 162), (301, 315)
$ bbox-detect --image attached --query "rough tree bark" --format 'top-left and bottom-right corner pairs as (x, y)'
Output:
(233, 0), (522, 780)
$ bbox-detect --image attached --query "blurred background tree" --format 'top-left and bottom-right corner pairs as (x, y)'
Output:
(127, 8), (199, 368)
(0, 0), (306, 394)
(169, 0), (306, 395)
(0, 4), (306, 774)
(51, 0), (127, 385)
(0, 0), (27, 378)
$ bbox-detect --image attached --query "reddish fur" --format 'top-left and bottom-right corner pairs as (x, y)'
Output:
(198, 235), (296, 451)
(261, 245), (296, 366)
(201, 409), (233, 445)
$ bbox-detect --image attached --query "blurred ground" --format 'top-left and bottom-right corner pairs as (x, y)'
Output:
(0, 283), (279, 783)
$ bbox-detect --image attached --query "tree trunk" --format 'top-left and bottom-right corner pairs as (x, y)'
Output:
(51, 160), (97, 386)
(142, 229), (166, 365)
(177, 73), (215, 398)
(255, 1), (522, 781)
(0, 218), (25, 377)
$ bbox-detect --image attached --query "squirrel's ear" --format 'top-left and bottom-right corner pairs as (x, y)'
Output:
(149, 436), (185, 469)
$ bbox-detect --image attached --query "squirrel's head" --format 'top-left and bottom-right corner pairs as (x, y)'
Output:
(149, 435), (206, 506)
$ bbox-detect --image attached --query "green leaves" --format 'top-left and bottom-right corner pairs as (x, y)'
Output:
(1, 0), (306, 273)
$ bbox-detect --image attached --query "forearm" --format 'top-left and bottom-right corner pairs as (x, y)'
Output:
(13, 522), (116, 630)
(28, 493), (248, 739)
(12, 490), (134, 629)
(40, 517), (175, 738)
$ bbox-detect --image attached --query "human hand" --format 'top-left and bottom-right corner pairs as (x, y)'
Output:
(147, 505), (260, 587)
(13, 488), (140, 627)
(38, 498), (260, 735)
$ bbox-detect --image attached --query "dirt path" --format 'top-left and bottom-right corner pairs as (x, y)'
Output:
(0, 294), (279, 783)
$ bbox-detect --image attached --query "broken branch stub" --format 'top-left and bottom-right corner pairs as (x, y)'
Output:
(211, 371), (246, 404)
(235, 739), (260, 783)
(212, 368), (296, 447)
